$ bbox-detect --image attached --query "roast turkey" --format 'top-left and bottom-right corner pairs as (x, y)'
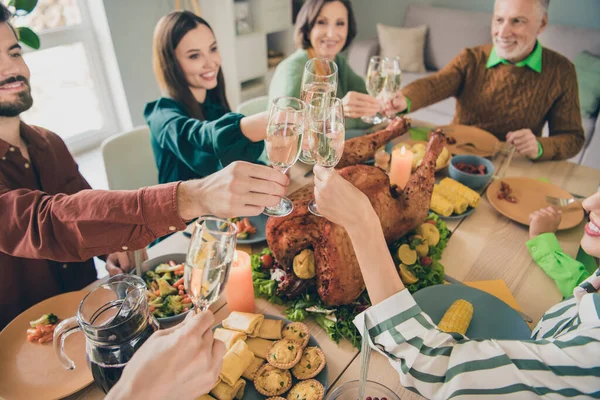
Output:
(266, 118), (446, 305)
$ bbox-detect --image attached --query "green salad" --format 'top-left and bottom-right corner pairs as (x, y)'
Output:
(143, 261), (192, 319)
(252, 213), (451, 347)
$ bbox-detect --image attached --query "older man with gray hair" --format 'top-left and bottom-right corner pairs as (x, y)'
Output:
(388, 0), (584, 162)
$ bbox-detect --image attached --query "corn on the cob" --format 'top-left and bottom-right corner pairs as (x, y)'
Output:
(439, 178), (481, 208)
(430, 192), (454, 217)
(438, 299), (474, 335)
(433, 184), (469, 214)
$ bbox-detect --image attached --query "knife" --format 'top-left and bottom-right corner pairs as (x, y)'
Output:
(443, 274), (533, 323)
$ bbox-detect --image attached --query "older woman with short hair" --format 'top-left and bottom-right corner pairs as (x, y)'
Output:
(268, 0), (379, 129)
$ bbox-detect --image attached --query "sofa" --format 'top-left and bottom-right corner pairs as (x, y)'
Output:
(347, 4), (600, 169)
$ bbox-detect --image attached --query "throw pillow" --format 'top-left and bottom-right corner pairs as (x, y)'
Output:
(574, 51), (600, 117)
(376, 23), (427, 73)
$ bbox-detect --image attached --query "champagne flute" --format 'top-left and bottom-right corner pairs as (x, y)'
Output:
(307, 97), (345, 217)
(362, 56), (386, 124)
(184, 217), (237, 314)
(263, 96), (305, 217)
(381, 56), (402, 121)
(299, 58), (338, 165)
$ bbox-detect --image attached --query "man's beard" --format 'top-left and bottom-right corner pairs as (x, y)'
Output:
(0, 76), (33, 117)
(494, 39), (536, 63)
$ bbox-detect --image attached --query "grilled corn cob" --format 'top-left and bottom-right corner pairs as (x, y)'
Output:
(439, 178), (481, 208)
(433, 184), (469, 214)
(438, 299), (474, 335)
(430, 192), (454, 217)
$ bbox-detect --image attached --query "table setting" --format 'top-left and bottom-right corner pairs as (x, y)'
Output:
(1, 55), (599, 400)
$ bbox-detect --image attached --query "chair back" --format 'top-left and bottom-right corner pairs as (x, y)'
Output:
(101, 126), (158, 190)
(236, 95), (269, 116)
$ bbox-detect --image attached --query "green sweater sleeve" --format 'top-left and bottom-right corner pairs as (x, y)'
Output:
(527, 232), (590, 298)
(268, 51), (306, 104)
(144, 98), (264, 175)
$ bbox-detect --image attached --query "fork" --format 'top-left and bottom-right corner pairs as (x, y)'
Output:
(545, 196), (579, 208)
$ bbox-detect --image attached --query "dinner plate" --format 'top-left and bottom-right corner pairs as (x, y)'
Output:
(438, 124), (500, 157)
(486, 177), (584, 230)
(0, 291), (92, 400)
(214, 314), (329, 399)
(413, 284), (532, 340)
(237, 214), (268, 244)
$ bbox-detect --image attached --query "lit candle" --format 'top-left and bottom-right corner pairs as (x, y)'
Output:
(226, 250), (255, 313)
(389, 146), (413, 189)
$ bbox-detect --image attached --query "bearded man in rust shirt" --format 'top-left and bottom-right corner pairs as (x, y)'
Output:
(0, 12), (289, 328)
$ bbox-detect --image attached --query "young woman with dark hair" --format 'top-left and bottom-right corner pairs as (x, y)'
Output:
(145, 11), (268, 183)
(268, 0), (379, 129)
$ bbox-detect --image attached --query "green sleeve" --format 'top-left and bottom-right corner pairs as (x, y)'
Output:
(527, 233), (590, 297)
(268, 56), (305, 104)
(345, 61), (368, 94)
(145, 99), (264, 175)
(535, 140), (543, 159)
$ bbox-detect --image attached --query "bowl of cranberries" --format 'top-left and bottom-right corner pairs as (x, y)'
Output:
(325, 380), (400, 400)
(449, 154), (495, 190)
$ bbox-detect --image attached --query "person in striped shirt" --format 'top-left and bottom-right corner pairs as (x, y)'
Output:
(313, 165), (600, 399)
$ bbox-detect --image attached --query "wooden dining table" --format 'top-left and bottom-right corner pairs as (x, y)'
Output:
(65, 127), (600, 400)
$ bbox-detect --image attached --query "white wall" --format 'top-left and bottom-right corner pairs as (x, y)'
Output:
(351, 0), (600, 42)
(101, 0), (239, 127)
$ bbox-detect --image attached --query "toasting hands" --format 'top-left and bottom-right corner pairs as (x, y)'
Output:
(177, 161), (290, 220)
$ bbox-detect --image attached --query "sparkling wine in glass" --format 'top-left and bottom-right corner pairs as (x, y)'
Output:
(362, 56), (386, 124)
(299, 58), (338, 165)
(184, 217), (237, 313)
(381, 56), (402, 120)
(307, 97), (345, 217)
(263, 96), (305, 217)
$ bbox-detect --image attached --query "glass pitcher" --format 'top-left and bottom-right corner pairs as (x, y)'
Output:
(53, 274), (159, 393)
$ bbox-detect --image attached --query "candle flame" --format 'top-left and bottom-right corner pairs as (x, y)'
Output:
(400, 146), (406, 155)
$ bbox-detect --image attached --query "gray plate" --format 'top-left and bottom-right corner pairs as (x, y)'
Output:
(237, 214), (268, 244)
(139, 253), (191, 326)
(214, 314), (329, 399)
(413, 284), (532, 340)
(433, 207), (476, 220)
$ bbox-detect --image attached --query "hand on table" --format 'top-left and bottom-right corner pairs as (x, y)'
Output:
(106, 249), (147, 276)
(177, 161), (290, 220)
(341, 91), (380, 118)
(107, 311), (225, 400)
(506, 129), (540, 159)
(313, 166), (375, 230)
(529, 206), (562, 239)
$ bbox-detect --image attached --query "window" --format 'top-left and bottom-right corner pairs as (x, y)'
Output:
(15, 0), (120, 149)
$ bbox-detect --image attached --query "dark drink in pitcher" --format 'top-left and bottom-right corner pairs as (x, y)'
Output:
(54, 275), (158, 394)
(88, 321), (157, 393)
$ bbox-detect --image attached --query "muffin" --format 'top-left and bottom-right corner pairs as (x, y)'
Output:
(282, 322), (310, 348)
(291, 346), (326, 380)
(254, 364), (293, 397)
(267, 338), (303, 369)
(286, 379), (324, 400)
